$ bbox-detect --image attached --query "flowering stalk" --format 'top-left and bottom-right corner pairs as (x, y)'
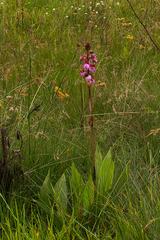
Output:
(80, 42), (98, 183)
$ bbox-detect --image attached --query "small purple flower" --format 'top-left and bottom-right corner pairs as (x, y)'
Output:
(83, 64), (90, 70)
(81, 72), (87, 77)
(89, 66), (95, 72)
(92, 58), (98, 63)
(91, 54), (98, 63)
(90, 78), (95, 85)
(86, 75), (92, 82)
(91, 54), (96, 59)
(79, 56), (85, 61)
(86, 75), (95, 85)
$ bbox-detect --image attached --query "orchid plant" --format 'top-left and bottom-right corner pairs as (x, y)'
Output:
(80, 42), (98, 182)
(34, 44), (116, 226)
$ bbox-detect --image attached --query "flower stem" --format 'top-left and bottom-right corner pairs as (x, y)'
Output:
(87, 82), (96, 184)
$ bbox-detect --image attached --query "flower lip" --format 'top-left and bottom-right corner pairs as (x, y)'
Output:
(89, 66), (95, 72)
(90, 78), (95, 85)
(79, 56), (85, 61)
(86, 75), (92, 82)
(92, 58), (98, 63)
(86, 75), (95, 85)
(91, 54), (96, 58)
(83, 63), (90, 70)
(81, 72), (87, 77)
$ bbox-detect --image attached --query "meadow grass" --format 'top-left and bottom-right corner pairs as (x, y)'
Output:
(0, 0), (160, 239)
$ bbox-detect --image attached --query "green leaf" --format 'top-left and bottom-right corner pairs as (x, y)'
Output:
(95, 144), (103, 180)
(71, 163), (84, 200)
(98, 148), (114, 193)
(39, 169), (52, 206)
(81, 174), (94, 213)
(53, 173), (67, 212)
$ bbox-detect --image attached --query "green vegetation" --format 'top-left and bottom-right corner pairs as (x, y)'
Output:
(0, 0), (160, 239)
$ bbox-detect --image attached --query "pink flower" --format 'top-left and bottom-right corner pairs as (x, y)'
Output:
(83, 64), (90, 70)
(91, 54), (98, 63)
(79, 56), (85, 61)
(92, 58), (98, 63)
(81, 72), (87, 77)
(89, 66), (95, 72)
(90, 78), (95, 85)
(91, 54), (96, 59)
(86, 75), (92, 82)
(86, 75), (95, 85)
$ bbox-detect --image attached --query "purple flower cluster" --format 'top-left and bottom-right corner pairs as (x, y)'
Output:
(80, 50), (97, 85)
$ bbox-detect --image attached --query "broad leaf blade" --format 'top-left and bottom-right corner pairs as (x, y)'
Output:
(81, 174), (94, 213)
(98, 148), (114, 193)
(54, 173), (67, 212)
(95, 144), (103, 180)
(71, 163), (84, 200)
(39, 169), (52, 206)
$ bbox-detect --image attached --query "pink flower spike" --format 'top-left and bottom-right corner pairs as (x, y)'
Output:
(83, 64), (90, 70)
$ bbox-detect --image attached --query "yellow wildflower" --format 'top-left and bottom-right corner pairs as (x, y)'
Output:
(99, 83), (106, 88)
(97, 81), (106, 89)
(54, 86), (61, 92)
(122, 22), (132, 27)
(54, 86), (69, 100)
(118, 17), (125, 22)
(58, 91), (65, 100)
(127, 35), (133, 40)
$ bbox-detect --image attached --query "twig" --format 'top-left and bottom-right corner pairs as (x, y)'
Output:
(126, 0), (160, 51)
(20, 102), (43, 122)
